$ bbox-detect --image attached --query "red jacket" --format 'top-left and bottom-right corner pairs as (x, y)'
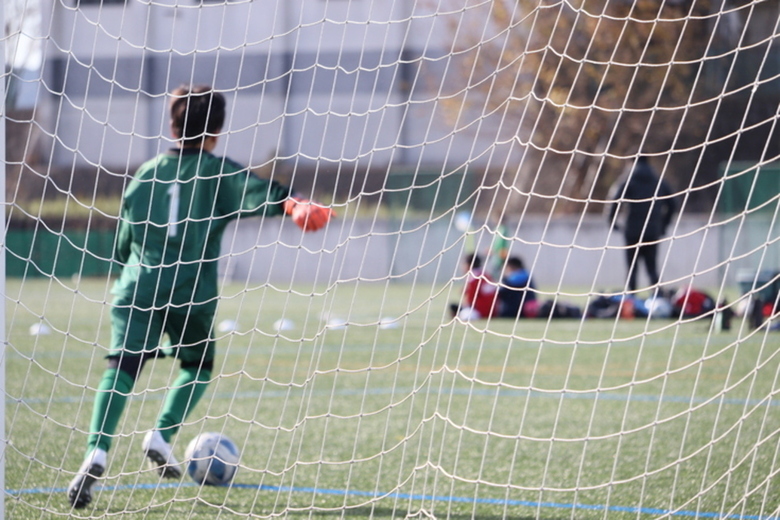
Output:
(464, 268), (498, 318)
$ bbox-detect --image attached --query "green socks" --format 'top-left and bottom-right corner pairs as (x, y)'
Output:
(155, 367), (212, 442)
(86, 366), (211, 453)
(88, 368), (135, 453)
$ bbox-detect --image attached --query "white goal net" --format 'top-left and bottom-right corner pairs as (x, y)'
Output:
(3, 0), (780, 518)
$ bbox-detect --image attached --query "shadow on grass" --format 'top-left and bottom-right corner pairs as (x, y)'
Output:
(89, 495), (565, 520)
(308, 505), (557, 520)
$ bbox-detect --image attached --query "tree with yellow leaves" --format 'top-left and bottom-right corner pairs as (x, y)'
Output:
(441, 0), (727, 215)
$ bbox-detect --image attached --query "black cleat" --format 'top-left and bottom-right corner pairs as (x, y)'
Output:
(67, 458), (105, 509)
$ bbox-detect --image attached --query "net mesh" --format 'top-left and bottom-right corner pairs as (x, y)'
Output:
(3, 0), (780, 518)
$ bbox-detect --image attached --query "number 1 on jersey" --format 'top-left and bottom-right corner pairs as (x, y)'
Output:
(167, 183), (180, 237)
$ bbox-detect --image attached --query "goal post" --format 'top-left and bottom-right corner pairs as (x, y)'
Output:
(3, 0), (780, 519)
(0, 1), (6, 518)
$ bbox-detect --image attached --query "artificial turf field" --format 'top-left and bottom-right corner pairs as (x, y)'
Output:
(5, 277), (779, 519)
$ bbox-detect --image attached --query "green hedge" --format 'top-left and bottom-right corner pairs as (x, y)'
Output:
(719, 161), (780, 214)
(5, 228), (116, 278)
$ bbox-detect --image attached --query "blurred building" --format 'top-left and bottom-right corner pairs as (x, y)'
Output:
(35, 0), (510, 175)
(22, 0), (780, 210)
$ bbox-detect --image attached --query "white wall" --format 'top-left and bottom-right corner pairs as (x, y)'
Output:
(38, 0), (508, 172)
(218, 214), (769, 294)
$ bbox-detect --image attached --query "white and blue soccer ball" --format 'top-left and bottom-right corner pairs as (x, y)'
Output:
(184, 433), (240, 486)
(454, 211), (473, 232)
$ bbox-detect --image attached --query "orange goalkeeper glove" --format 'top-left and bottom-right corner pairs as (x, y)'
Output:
(283, 196), (335, 232)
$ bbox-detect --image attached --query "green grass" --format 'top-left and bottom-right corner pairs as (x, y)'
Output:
(5, 277), (780, 519)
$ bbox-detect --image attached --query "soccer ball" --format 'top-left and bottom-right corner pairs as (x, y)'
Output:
(184, 433), (240, 486)
(454, 211), (473, 232)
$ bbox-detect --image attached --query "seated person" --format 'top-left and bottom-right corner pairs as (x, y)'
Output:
(450, 253), (498, 320)
(498, 256), (538, 318)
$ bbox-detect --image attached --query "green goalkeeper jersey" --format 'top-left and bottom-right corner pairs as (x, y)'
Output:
(112, 148), (290, 314)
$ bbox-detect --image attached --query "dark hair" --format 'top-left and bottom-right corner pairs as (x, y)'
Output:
(170, 85), (226, 147)
(465, 253), (482, 269)
(506, 256), (524, 270)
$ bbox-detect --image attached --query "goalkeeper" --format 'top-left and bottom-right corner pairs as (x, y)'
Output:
(68, 85), (334, 509)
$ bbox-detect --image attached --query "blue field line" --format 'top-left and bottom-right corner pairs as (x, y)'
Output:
(6, 481), (777, 519)
(9, 386), (780, 410)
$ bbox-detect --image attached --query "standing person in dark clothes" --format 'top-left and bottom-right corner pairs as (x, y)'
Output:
(608, 156), (677, 292)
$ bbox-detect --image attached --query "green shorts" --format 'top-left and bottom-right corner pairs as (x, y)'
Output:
(110, 303), (216, 367)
